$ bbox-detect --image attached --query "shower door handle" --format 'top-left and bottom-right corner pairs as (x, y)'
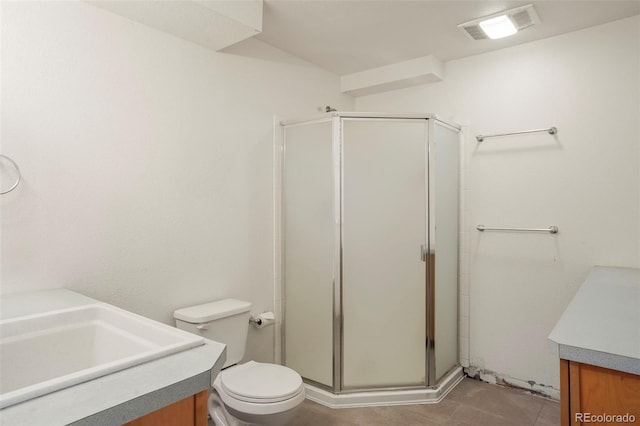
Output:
(420, 244), (427, 262)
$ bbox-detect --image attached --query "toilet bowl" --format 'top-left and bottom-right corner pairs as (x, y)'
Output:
(173, 299), (305, 426)
(209, 361), (305, 426)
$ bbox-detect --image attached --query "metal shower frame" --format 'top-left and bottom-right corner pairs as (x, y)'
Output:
(279, 111), (461, 394)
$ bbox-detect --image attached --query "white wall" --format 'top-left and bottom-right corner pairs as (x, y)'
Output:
(0, 1), (353, 363)
(357, 16), (640, 395)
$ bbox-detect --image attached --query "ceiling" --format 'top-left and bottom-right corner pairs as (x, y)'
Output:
(254, 1), (640, 75)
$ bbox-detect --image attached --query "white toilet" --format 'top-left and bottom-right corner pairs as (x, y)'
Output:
(174, 299), (305, 426)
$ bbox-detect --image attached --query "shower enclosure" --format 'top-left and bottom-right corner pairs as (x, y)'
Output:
(280, 112), (461, 403)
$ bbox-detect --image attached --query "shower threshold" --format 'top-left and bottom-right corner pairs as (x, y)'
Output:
(304, 366), (464, 409)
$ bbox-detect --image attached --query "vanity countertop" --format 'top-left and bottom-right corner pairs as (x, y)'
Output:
(0, 289), (226, 426)
(548, 266), (640, 374)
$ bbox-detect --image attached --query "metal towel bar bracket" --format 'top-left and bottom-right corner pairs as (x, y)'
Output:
(477, 225), (559, 234)
(476, 127), (557, 142)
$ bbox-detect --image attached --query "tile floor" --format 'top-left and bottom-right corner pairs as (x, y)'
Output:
(290, 378), (560, 426)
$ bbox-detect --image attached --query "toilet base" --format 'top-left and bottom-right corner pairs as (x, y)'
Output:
(208, 391), (302, 426)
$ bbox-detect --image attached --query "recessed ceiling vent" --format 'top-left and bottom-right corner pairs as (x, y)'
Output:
(458, 4), (540, 41)
(460, 24), (488, 41)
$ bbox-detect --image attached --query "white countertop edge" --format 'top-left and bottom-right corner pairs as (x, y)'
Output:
(1, 341), (225, 426)
(557, 344), (640, 376)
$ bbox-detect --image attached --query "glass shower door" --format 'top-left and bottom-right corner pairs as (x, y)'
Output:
(432, 122), (460, 383)
(283, 120), (335, 388)
(342, 119), (427, 388)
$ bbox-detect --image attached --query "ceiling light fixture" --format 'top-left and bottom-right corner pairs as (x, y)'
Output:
(478, 15), (517, 39)
(458, 4), (540, 41)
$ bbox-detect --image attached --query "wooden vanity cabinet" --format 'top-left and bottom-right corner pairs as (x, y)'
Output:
(560, 359), (640, 426)
(123, 389), (208, 426)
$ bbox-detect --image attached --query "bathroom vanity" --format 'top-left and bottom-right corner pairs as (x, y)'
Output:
(549, 267), (640, 426)
(0, 289), (225, 426)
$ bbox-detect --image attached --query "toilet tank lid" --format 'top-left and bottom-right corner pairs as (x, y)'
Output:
(174, 299), (251, 323)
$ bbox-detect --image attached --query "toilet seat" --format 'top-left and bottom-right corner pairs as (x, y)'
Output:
(213, 361), (306, 415)
(221, 361), (304, 403)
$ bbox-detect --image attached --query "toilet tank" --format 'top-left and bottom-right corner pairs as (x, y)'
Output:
(174, 299), (251, 368)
